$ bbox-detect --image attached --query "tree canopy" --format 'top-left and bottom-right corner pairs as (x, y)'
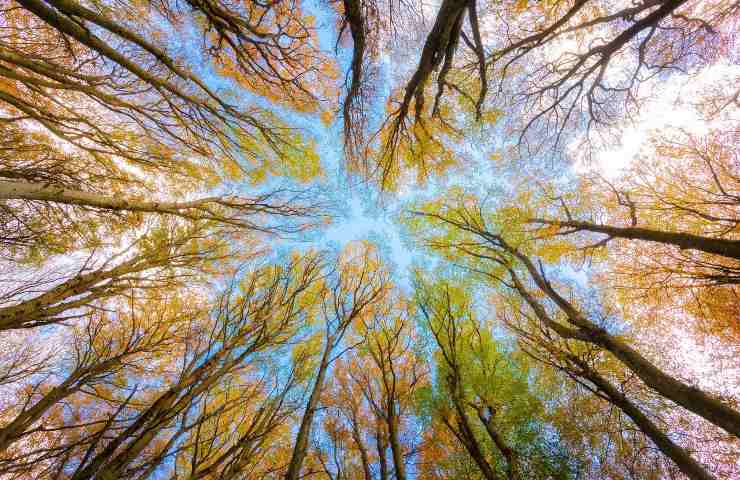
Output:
(0, 0), (737, 479)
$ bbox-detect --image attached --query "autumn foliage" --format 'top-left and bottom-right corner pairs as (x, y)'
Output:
(0, 0), (738, 479)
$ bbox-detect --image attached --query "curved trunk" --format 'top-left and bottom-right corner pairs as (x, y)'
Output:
(512, 263), (715, 478)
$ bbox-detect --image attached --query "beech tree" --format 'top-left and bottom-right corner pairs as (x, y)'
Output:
(409, 191), (739, 477)
(529, 126), (739, 349)
(0, 221), (236, 330)
(348, 295), (427, 480)
(3, 0), (329, 163)
(358, 0), (738, 188)
(4, 253), (324, 479)
(285, 242), (389, 480)
(1, 0), (737, 478)
(415, 278), (576, 480)
(411, 195), (740, 433)
(0, 295), (194, 457)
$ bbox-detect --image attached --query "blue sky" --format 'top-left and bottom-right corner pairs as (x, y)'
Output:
(178, 0), (425, 282)
(173, 0), (561, 291)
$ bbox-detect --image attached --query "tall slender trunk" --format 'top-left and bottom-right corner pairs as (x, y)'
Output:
(574, 357), (716, 480)
(0, 256), (146, 330)
(349, 419), (372, 480)
(284, 338), (333, 480)
(0, 179), (219, 214)
(376, 421), (389, 480)
(474, 406), (516, 480)
(386, 407), (406, 480)
(511, 248), (740, 438)
(450, 394), (499, 480)
(72, 335), (253, 480)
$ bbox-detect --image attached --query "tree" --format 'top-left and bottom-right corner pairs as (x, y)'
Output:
(0, 222), (229, 330)
(1, 0), (738, 477)
(322, 356), (398, 480)
(497, 277), (717, 480)
(332, 0), (420, 175)
(359, 0), (738, 189)
(411, 195), (740, 436)
(0, 172), (322, 261)
(368, 0), (472, 188)
(528, 126), (739, 348)
(481, 0), (737, 153)
(317, 357), (376, 480)
(284, 242), (389, 480)
(409, 192), (739, 477)
(0, 253), (324, 479)
(415, 277), (577, 480)
(0, 293), (196, 457)
(347, 293), (427, 480)
(4, 0), (329, 165)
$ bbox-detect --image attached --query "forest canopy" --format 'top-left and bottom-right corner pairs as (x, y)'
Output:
(0, 0), (738, 479)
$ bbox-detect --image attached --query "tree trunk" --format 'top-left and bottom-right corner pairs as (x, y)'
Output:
(575, 358), (716, 480)
(284, 338), (333, 480)
(0, 254), (156, 330)
(511, 248), (740, 438)
(475, 406), (517, 480)
(0, 179), (219, 215)
(450, 394), (500, 480)
(0, 357), (119, 454)
(399, 0), (469, 114)
(386, 408), (406, 480)
(530, 219), (740, 260)
(376, 421), (389, 480)
(350, 420), (372, 480)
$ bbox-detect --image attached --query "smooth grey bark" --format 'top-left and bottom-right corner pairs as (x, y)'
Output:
(0, 256), (153, 330)
(0, 180), (220, 214)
